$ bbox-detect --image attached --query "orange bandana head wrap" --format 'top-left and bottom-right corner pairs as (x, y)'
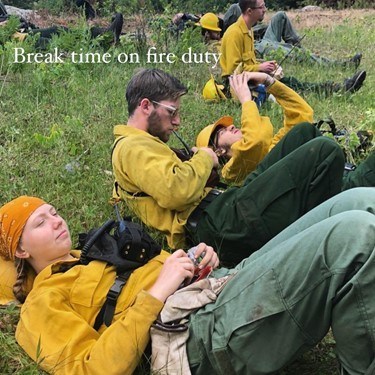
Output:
(0, 196), (46, 261)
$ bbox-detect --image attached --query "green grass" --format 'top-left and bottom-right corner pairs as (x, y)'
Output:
(0, 9), (374, 374)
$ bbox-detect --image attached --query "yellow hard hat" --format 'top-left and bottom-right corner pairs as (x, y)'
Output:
(196, 13), (221, 32)
(196, 116), (233, 148)
(202, 76), (227, 101)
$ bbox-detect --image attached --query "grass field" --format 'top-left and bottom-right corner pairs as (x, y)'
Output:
(0, 7), (374, 374)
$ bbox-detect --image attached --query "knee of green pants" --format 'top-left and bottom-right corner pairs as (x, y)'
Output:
(342, 152), (375, 189)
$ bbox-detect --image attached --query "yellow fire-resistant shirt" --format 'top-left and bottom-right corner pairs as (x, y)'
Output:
(112, 126), (214, 249)
(16, 251), (170, 374)
(222, 80), (314, 184)
(220, 16), (261, 77)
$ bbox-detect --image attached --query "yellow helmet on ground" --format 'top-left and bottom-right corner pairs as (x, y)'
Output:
(196, 116), (233, 148)
(202, 76), (227, 101)
(196, 13), (221, 32)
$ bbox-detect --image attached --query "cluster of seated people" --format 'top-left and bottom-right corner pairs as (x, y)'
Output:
(174, 3), (366, 100)
(0, 1), (374, 374)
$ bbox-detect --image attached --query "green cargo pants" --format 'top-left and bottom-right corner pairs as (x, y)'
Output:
(344, 152), (375, 189)
(187, 188), (375, 375)
(193, 124), (345, 266)
(239, 122), (374, 191)
(256, 11), (341, 66)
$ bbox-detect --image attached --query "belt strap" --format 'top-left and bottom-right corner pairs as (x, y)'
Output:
(94, 272), (131, 330)
(186, 189), (222, 232)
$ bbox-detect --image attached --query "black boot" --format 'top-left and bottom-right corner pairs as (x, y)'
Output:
(76, 0), (96, 20)
(349, 53), (362, 69)
(341, 53), (362, 69)
(90, 13), (124, 45)
(342, 70), (366, 93)
(106, 13), (123, 44)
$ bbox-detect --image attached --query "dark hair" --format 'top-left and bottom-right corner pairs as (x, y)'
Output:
(239, 0), (258, 13)
(210, 125), (224, 149)
(125, 68), (188, 116)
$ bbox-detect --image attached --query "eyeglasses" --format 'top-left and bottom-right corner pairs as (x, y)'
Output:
(151, 100), (180, 118)
(251, 3), (266, 9)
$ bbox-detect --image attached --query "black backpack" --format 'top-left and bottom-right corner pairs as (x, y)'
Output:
(77, 212), (162, 329)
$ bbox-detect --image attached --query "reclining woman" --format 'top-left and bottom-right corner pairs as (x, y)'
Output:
(0, 188), (375, 374)
(197, 71), (375, 188)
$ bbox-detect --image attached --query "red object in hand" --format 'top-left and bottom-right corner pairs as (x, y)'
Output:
(194, 265), (212, 282)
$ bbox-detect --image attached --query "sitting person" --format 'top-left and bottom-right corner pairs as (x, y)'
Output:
(223, 4), (362, 68)
(220, 0), (366, 96)
(0, 189), (374, 374)
(197, 72), (375, 188)
(110, 68), (374, 266)
(195, 12), (222, 52)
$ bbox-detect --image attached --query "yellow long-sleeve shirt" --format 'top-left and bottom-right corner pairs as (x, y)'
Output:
(220, 16), (261, 77)
(112, 126), (214, 249)
(16, 251), (170, 374)
(222, 80), (314, 184)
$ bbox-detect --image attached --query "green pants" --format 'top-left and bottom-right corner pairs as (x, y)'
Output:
(344, 152), (375, 190)
(241, 122), (374, 190)
(187, 188), (375, 375)
(280, 76), (337, 96)
(256, 11), (341, 66)
(193, 124), (345, 266)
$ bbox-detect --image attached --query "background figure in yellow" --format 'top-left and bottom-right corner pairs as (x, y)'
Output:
(220, 0), (366, 95)
(196, 12), (222, 53)
(223, 4), (362, 67)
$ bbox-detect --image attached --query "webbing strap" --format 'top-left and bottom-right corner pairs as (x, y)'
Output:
(94, 272), (132, 330)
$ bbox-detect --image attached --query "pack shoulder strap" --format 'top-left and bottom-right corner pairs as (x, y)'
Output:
(94, 272), (132, 330)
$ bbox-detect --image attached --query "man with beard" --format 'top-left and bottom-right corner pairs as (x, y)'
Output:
(220, 0), (366, 96)
(111, 68), (349, 267)
(222, 3), (361, 69)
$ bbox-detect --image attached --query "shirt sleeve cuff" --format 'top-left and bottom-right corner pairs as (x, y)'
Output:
(137, 290), (164, 316)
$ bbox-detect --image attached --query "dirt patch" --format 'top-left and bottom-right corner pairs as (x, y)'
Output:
(24, 8), (375, 34)
(268, 8), (375, 29)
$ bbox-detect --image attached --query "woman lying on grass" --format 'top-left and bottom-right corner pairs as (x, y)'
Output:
(197, 72), (375, 188)
(0, 189), (374, 374)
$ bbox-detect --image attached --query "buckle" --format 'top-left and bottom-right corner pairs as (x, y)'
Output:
(107, 277), (127, 305)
